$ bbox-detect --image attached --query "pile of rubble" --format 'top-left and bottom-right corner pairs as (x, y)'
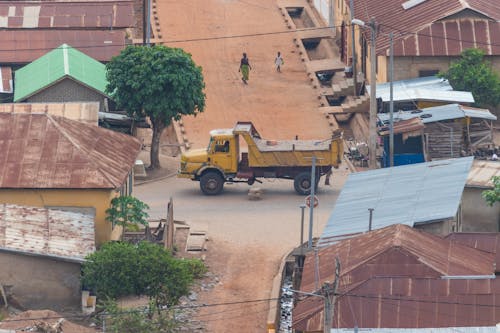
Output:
(0, 310), (94, 333)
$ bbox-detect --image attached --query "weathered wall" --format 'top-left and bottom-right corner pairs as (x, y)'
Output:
(0, 189), (115, 246)
(416, 219), (455, 236)
(462, 187), (500, 232)
(0, 251), (81, 310)
(392, 55), (500, 82)
(26, 79), (107, 112)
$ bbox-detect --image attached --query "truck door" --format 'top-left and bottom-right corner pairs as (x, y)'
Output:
(210, 139), (233, 171)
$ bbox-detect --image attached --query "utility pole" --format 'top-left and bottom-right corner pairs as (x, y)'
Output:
(322, 257), (341, 333)
(350, 0), (357, 96)
(389, 32), (394, 167)
(286, 257), (341, 333)
(308, 155), (317, 249)
(368, 17), (378, 169)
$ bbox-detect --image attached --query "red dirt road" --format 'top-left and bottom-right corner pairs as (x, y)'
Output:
(156, 0), (333, 149)
(154, 1), (341, 332)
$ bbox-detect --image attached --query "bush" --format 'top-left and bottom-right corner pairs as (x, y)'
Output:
(82, 241), (206, 306)
(98, 299), (178, 333)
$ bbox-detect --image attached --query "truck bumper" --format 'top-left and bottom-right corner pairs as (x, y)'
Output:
(177, 172), (195, 180)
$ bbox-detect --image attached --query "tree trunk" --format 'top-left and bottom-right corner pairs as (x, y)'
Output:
(150, 122), (166, 170)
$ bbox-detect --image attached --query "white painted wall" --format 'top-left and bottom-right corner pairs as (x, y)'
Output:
(313, 0), (330, 25)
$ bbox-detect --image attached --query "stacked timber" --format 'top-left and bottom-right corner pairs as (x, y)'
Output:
(425, 121), (464, 159)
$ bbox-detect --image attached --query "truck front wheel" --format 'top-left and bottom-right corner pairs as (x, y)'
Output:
(200, 171), (224, 195)
(294, 172), (318, 195)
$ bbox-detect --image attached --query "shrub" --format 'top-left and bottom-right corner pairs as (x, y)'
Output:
(82, 241), (206, 306)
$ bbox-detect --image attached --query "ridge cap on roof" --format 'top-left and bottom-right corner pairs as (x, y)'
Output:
(46, 114), (124, 188)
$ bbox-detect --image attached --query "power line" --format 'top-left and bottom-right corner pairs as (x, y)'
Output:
(0, 297), (279, 323)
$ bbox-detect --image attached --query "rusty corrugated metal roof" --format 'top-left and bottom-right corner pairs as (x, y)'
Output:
(350, 0), (500, 56)
(0, 1), (134, 29)
(0, 67), (12, 93)
(0, 113), (141, 189)
(0, 30), (126, 63)
(394, 19), (500, 56)
(330, 277), (500, 329)
(466, 160), (500, 188)
(294, 225), (498, 331)
(0, 102), (99, 126)
(301, 225), (495, 294)
(0, 204), (95, 262)
(446, 233), (500, 273)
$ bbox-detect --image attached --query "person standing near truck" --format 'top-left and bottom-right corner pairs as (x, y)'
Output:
(239, 53), (251, 84)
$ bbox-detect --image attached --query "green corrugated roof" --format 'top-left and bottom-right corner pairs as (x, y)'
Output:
(14, 44), (109, 102)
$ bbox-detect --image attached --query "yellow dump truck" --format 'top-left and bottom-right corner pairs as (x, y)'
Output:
(178, 121), (343, 195)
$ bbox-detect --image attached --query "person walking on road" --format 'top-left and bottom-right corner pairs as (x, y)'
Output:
(239, 53), (252, 84)
(275, 51), (284, 72)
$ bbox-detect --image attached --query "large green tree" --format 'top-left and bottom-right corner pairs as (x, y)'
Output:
(440, 48), (500, 108)
(106, 45), (206, 169)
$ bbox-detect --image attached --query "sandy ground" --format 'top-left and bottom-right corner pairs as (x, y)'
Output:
(134, 149), (350, 332)
(156, 0), (333, 149)
(151, 0), (344, 331)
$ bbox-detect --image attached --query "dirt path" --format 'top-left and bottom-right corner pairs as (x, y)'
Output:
(156, 0), (333, 149)
(152, 1), (345, 331)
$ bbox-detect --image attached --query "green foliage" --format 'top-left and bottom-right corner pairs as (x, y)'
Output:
(439, 48), (500, 108)
(105, 45), (206, 169)
(482, 176), (500, 206)
(98, 299), (178, 333)
(82, 241), (205, 306)
(106, 196), (150, 229)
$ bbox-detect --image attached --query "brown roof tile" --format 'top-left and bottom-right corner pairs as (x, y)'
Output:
(0, 113), (141, 189)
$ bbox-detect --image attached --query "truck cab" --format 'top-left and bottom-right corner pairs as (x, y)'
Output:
(178, 129), (239, 195)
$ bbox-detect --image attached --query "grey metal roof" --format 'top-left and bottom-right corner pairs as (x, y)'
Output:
(330, 327), (497, 332)
(378, 104), (497, 124)
(319, 157), (474, 247)
(0, 204), (95, 262)
(366, 76), (474, 103)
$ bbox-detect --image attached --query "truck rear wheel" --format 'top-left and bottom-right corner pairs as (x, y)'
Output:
(294, 172), (318, 195)
(200, 171), (224, 195)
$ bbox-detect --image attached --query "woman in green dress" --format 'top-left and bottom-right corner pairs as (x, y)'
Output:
(239, 53), (252, 84)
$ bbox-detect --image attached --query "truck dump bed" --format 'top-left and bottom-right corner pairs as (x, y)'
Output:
(233, 122), (343, 167)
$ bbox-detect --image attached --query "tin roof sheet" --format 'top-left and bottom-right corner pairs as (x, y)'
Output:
(294, 227), (500, 331)
(319, 157), (474, 246)
(0, 30), (125, 63)
(331, 328), (497, 332)
(446, 233), (500, 272)
(329, 277), (500, 330)
(0, 1), (134, 29)
(366, 77), (474, 104)
(466, 160), (500, 188)
(14, 44), (108, 102)
(0, 204), (95, 262)
(0, 102), (99, 126)
(349, 0), (500, 56)
(0, 113), (141, 189)
(0, 67), (12, 93)
(378, 104), (497, 125)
